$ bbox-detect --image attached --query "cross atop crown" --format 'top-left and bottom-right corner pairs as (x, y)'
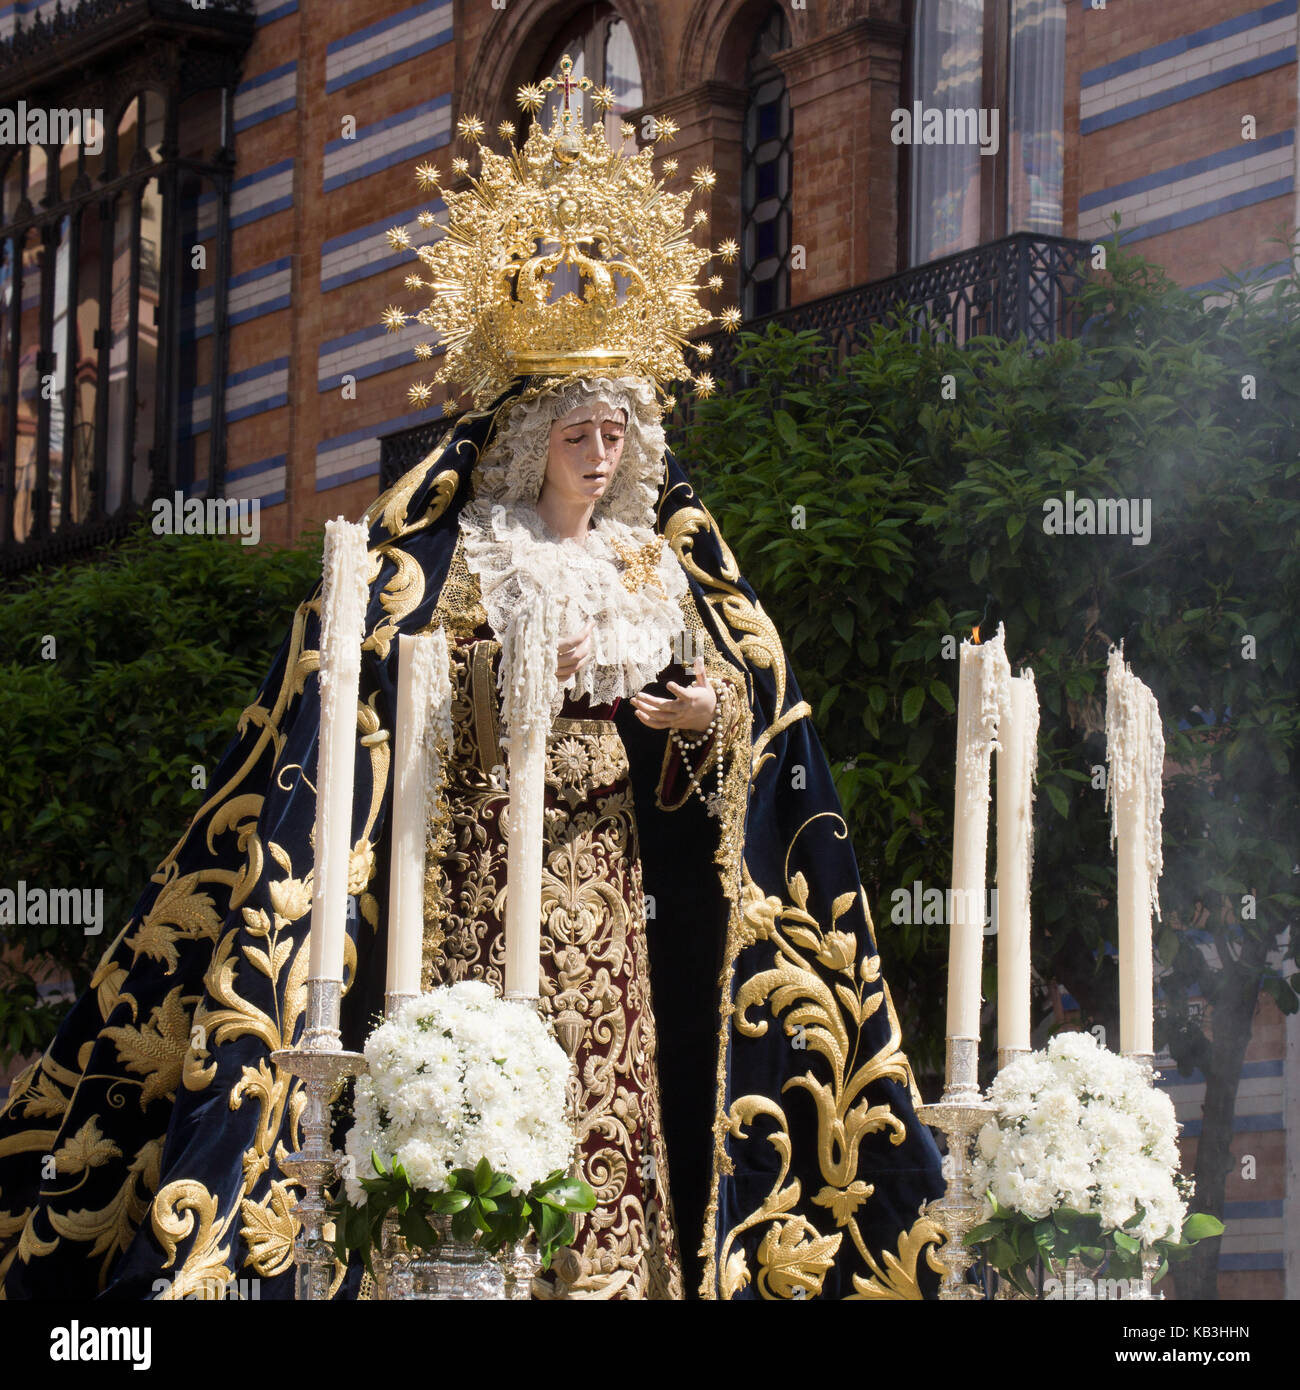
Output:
(539, 54), (593, 129)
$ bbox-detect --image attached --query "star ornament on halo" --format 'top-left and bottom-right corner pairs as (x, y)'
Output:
(456, 114), (486, 144)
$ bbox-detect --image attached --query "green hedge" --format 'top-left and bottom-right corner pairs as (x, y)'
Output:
(680, 234), (1299, 1080)
(0, 518), (322, 1062)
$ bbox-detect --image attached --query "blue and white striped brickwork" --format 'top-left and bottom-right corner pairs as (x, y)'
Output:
(181, 0), (454, 503)
(1078, 0), (1298, 291)
(1155, 1057), (1286, 1278)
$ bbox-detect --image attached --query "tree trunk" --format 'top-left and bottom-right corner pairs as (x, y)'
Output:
(1173, 928), (1264, 1301)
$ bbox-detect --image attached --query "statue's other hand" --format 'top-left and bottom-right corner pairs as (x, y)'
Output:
(631, 656), (717, 732)
(556, 620), (595, 682)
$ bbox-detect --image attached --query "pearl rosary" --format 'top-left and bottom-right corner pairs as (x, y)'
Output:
(671, 677), (730, 817)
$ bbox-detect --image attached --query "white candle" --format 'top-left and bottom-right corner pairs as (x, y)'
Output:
(386, 629), (452, 1003)
(501, 595), (560, 998)
(947, 623), (1010, 1041)
(309, 518), (370, 987)
(1105, 645), (1165, 1055)
(996, 669), (1039, 1055)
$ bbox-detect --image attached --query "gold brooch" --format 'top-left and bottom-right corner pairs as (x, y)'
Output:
(612, 536), (668, 596)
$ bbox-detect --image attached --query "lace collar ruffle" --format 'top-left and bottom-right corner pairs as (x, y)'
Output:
(458, 498), (687, 724)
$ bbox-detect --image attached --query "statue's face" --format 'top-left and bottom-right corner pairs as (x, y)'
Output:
(542, 401), (627, 507)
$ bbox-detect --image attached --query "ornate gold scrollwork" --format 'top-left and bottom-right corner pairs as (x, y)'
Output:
(661, 501), (810, 777)
(707, 812), (929, 1299)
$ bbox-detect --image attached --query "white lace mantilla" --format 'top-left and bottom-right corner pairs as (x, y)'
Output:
(459, 498), (687, 728)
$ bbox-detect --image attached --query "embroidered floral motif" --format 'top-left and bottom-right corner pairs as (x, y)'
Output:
(421, 627), (683, 1300)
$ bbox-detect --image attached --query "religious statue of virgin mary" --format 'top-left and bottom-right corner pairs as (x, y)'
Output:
(0, 60), (944, 1301)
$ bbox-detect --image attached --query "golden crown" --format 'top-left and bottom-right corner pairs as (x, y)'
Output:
(381, 54), (741, 409)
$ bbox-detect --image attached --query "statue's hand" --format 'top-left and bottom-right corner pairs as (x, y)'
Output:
(556, 621), (595, 682)
(631, 656), (717, 733)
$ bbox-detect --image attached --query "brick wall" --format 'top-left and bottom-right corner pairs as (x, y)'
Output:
(1071, 0), (1297, 287)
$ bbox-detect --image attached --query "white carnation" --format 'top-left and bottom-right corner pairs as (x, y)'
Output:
(342, 983), (574, 1198)
(975, 1030), (1187, 1245)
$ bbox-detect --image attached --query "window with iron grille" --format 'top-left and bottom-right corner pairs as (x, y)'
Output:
(740, 7), (792, 319)
(0, 4), (250, 572)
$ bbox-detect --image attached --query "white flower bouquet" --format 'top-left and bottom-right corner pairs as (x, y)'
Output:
(331, 982), (594, 1270)
(966, 1031), (1221, 1295)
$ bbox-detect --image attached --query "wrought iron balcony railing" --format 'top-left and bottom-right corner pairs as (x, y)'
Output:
(378, 232), (1093, 489)
(0, 0), (255, 82)
(701, 231), (1092, 382)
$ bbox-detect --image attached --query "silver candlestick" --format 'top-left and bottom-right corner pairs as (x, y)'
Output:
(996, 1045), (1031, 1072)
(384, 990), (417, 1019)
(1122, 1050), (1163, 1300)
(500, 988), (548, 1298)
(916, 1036), (994, 1301)
(271, 973), (366, 1301)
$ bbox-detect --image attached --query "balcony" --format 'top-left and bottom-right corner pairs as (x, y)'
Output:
(0, 0), (255, 93)
(378, 233), (1094, 489)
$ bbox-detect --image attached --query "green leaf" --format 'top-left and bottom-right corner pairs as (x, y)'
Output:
(398, 1206), (438, 1251)
(1261, 976), (1299, 1015)
(1052, 1207), (1082, 1232)
(1044, 782), (1070, 819)
(429, 1190), (473, 1214)
(928, 679), (955, 714)
(1014, 1224), (1039, 1265)
(1181, 1213), (1225, 1242)
(774, 409), (801, 451)
(535, 1176), (597, 1212)
(988, 1237), (1018, 1271)
(473, 1156), (493, 1195)
(901, 686), (925, 725)
(535, 1201), (565, 1246)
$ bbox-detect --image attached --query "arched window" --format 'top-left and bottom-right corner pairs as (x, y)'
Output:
(535, 4), (643, 151)
(526, 8), (644, 305)
(740, 9), (792, 318)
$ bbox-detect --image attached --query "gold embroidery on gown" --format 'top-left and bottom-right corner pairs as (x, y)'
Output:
(418, 543), (683, 1300)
